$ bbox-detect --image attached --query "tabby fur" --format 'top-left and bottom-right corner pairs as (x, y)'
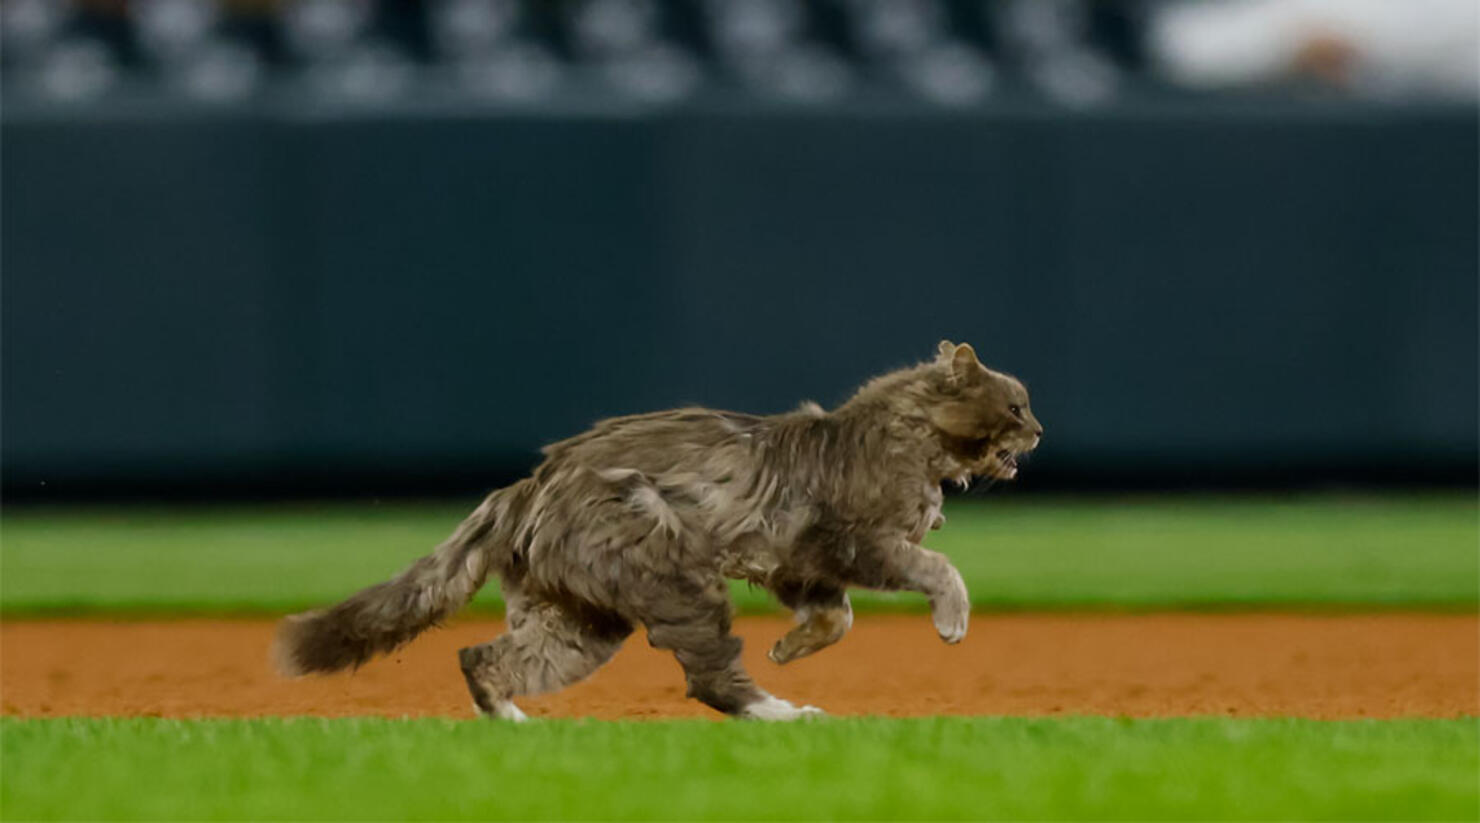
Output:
(274, 341), (1042, 720)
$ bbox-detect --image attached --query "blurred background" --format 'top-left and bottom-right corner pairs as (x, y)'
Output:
(3, 0), (1476, 500)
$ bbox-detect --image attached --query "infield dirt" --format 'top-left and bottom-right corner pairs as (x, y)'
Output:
(3, 614), (1474, 720)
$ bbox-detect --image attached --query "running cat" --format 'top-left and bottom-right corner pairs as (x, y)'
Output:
(274, 341), (1042, 720)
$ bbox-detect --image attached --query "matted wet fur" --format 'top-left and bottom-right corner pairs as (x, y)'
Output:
(274, 341), (1042, 721)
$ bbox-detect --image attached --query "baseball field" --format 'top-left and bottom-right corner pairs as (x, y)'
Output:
(3, 494), (1477, 820)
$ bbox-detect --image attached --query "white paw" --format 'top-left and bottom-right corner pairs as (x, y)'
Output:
(931, 574), (970, 644)
(475, 700), (529, 722)
(740, 696), (826, 721)
(934, 611), (968, 645)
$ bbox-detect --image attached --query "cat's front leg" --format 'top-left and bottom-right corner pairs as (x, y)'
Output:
(767, 580), (853, 664)
(927, 562), (969, 644)
(851, 538), (969, 644)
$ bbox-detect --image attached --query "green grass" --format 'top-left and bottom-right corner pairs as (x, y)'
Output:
(2, 494), (1474, 615)
(2, 716), (1474, 821)
(3, 498), (1475, 820)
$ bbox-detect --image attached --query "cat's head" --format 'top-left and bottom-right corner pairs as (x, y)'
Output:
(923, 340), (1043, 481)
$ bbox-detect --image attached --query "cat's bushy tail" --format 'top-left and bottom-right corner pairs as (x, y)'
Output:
(272, 480), (533, 677)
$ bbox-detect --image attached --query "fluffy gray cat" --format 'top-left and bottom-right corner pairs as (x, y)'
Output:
(274, 341), (1042, 721)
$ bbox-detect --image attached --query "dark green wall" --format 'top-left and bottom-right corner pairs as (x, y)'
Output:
(4, 97), (1475, 494)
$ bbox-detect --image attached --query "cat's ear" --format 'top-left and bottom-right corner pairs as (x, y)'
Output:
(936, 340), (958, 359)
(949, 342), (980, 381)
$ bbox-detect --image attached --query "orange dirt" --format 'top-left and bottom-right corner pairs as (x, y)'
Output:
(2, 614), (1475, 720)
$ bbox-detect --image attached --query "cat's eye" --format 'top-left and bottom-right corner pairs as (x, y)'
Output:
(1009, 404), (1022, 417)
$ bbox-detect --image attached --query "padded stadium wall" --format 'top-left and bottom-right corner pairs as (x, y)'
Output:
(3, 98), (1475, 495)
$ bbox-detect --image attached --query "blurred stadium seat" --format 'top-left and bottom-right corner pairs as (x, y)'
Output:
(6, 1), (1472, 105)
(0, 0), (1204, 105)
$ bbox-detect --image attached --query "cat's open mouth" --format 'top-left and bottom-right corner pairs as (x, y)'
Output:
(995, 449), (1019, 478)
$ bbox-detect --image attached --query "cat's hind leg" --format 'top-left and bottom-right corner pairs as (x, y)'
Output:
(640, 578), (823, 720)
(458, 596), (631, 721)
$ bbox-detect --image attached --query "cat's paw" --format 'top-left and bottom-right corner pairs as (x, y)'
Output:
(768, 639), (799, 665)
(474, 700), (529, 722)
(740, 696), (826, 721)
(767, 635), (825, 665)
(930, 572), (970, 644)
(933, 607), (968, 644)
